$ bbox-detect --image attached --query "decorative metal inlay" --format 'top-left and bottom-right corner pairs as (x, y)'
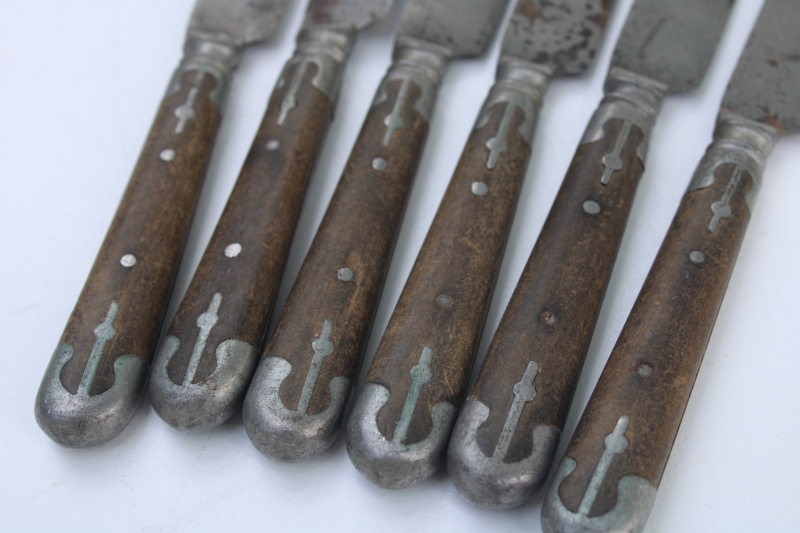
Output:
(183, 293), (222, 386)
(578, 415), (630, 516)
(278, 60), (309, 126)
(224, 243), (242, 258)
(337, 268), (353, 282)
(708, 165), (743, 233)
(394, 347), (434, 444)
(160, 149), (176, 162)
(372, 158), (387, 171)
(689, 251), (705, 264)
(600, 121), (632, 185)
(296, 320), (335, 414)
(383, 78), (411, 147)
(120, 254), (137, 268)
(174, 71), (207, 134)
(472, 182), (489, 196)
(77, 301), (120, 396)
(583, 200), (601, 215)
(485, 102), (518, 170)
(493, 362), (539, 460)
(266, 140), (280, 151)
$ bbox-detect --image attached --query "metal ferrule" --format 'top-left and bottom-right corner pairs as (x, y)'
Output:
(34, 344), (148, 448)
(345, 383), (457, 489)
(289, 26), (355, 103)
(581, 67), (668, 164)
(447, 397), (560, 509)
(686, 110), (779, 212)
(242, 356), (351, 462)
(168, 37), (240, 111)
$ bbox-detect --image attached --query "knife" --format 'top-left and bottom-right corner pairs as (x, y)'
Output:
(345, 0), (613, 492)
(34, 0), (291, 448)
(446, 0), (733, 509)
(541, 0), (798, 531)
(148, 0), (394, 433)
(243, 0), (510, 464)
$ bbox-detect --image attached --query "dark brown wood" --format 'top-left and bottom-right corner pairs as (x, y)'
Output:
(165, 60), (333, 384)
(265, 77), (429, 416)
(558, 162), (754, 517)
(59, 69), (222, 395)
(468, 118), (645, 463)
(363, 101), (531, 445)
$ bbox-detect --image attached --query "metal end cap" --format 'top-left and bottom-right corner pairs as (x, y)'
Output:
(150, 336), (256, 432)
(447, 398), (560, 509)
(345, 383), (457, 489)
(243, 356), (350, 463)
(34, 344), (147, 448)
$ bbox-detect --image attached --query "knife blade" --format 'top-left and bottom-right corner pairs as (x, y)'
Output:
(242, 0), (510, 467)
(147, 0), (394, 433)
(541, 1), (798, 532)
(33, 0), (291, 448)
(342, 0), (614, 497)
(443, 0), (732, 511)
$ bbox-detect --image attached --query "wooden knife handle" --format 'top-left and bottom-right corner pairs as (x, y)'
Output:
(34, 42), (239, 448)
(347, 59), (549, 489)
(242, 41), (450, 462)
(541, 112), (780, 533)
(448, 68), (666, 509)
(149, 28), (354, 432)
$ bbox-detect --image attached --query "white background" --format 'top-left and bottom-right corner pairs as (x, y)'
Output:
(1, 0), (798, 531)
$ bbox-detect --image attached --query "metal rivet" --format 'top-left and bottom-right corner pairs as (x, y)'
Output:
(266, 140), (280, 151)
(372, 158), (387, 171)
(637, 363), (654, 378)
(120, 254), (137, 268)
(337, 268), (353, 282)
(689, 251), (705, 264)
(435, 294), (453, 308)
(583, 200), (601, 215)
(224, 243), (242, 258)
(540, 311), (558, 326)
(160, 149), (175, 162)
(471, 182), (489, 196)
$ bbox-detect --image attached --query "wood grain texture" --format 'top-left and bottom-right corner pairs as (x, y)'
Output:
(165, 61), (333, 385)
(558, 162), (754, 517)
(59, 69), (222, 396)
(469, 118), (645, 463)
(363, 101), (531, 446)
(264, 77), (429, 416)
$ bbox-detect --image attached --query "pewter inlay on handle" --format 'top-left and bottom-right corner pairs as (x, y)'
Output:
(394, 346), (433, 444)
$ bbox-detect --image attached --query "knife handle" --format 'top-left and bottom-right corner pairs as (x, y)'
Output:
(149, 28), (354, 432)
(448, 68), (666, 509)
(541, 112), (779, 533)
(345, 58), (549, 489)
(242, 39), (450, 462)
(34, 40), (240, 447)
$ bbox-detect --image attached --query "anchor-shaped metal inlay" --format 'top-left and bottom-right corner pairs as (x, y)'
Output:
(493, 361), (539, 459)
(297, 320), (334, 414)
(383, 78), (412, 147)
(77, 301), (119, 396)
(578, 415), (630, 516)
(278, 61), (309, 126)
(183, 293), (222, 386)
(708, 165), (744, 233)
(485, 101), (526, 170)
(174, 71), (207, 134)
(600, 121), (632, 185)
(393, 346), (433, 444)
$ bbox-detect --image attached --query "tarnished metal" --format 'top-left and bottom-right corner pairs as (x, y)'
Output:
(722, 0), (800, 134)
(501, 0), (612, 77)
(188, 0), (291, 48)
(611, 0), (731, 93)
(303, 0), (394, 31)
(397, 0), (509, 58)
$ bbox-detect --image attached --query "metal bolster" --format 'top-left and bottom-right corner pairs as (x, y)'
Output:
(372, 37), (451, 122)
(475, 56), (550, 144)
(581, 67), (667, 163)
(168, 37), (241, 111)
(289, 26), (355, 102)
(686, 110), (780, 212)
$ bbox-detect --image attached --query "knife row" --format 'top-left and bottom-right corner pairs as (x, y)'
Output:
(35, 1), (796, 533)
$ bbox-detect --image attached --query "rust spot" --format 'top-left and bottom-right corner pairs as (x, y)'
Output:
(762, 115), (787, 135)
(540, 311), (558, 326)
(517, 0), (541, 19)
(768, 59), (779, 67)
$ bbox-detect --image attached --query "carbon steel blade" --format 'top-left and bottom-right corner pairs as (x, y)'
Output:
(722, 0), (800, 135)
(611, 0), (732, 93)
(188, 0), (292, 47)
(397, 0), (510, 58)
(501, 0), (613, 77)
(303, 0), (395, 31)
